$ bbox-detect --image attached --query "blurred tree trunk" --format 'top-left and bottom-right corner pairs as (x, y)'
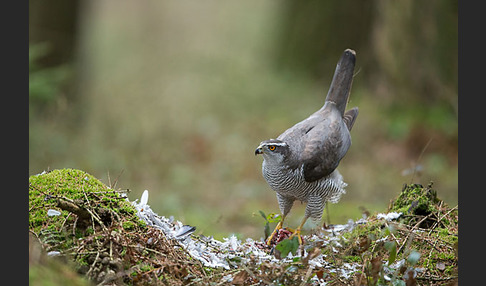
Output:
(29, 0), (81, 117)
(29, 0), (82, 168)
(369, 0), (458, 109)
(274, 0), (457, 113)
(273, 0), (374, 79)
(29, 0), (80, 67)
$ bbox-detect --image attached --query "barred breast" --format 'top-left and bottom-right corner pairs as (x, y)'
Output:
(262, 161), (347, 205)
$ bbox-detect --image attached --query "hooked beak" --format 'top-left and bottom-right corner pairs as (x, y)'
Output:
(255, 145), (263, 156)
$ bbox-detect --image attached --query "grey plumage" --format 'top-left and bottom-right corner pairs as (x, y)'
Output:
(255, 49), (358, 227)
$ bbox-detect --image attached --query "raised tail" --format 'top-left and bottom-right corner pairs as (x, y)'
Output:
(325, 49), (356, 116)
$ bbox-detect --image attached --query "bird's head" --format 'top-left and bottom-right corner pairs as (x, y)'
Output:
(255, 139), (290, 163)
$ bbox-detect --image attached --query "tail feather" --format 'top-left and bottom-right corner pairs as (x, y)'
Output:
(325, 49), (356, 116)
(343, 107), (359, 131)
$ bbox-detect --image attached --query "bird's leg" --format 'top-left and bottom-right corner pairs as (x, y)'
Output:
(289, 216), (309, 245)
(266, 214), (286, 246)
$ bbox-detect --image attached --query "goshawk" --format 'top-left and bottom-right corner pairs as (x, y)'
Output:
(255, 49), (359, 245)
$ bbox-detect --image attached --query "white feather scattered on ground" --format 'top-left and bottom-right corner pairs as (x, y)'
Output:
(376, 212), (402, 221)
(130, 190), (395, 282)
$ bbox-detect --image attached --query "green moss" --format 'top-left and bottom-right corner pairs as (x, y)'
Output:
(342, 255), (361, 263)
(28, 168), (148, 273)
(29, 168), (144, 236)
(328, 183), (457, 283)
(122, 220), (136, 231)
(340, 217), (386, 258)
(342, 221), (382, 242)
(139, 264), (153, 272)
(28, 168), (205, 285)
(388, 182), (447, 228)
(390, 182), (439, 214)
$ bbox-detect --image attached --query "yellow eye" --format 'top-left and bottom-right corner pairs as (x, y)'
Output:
(268, 145), (276, 151)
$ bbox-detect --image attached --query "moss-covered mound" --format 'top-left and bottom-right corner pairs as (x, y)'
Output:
(389, 182), (446, 228)
(29, 168), (142, 235)
(335, 182), (458, 285)
(29, 169), (201, 285)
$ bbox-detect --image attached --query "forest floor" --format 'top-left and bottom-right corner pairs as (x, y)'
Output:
(29, 169), (457, 285)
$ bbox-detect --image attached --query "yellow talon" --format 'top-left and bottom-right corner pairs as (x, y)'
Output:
(288, 216), (308, 245)
(266, 215), (309, 245)
(288, 229), (303, 244)
(266, 215), (286, 245)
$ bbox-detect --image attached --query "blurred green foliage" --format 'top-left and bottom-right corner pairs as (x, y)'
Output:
(29, 1), (457, 240)
(29, 43), (71, 110)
